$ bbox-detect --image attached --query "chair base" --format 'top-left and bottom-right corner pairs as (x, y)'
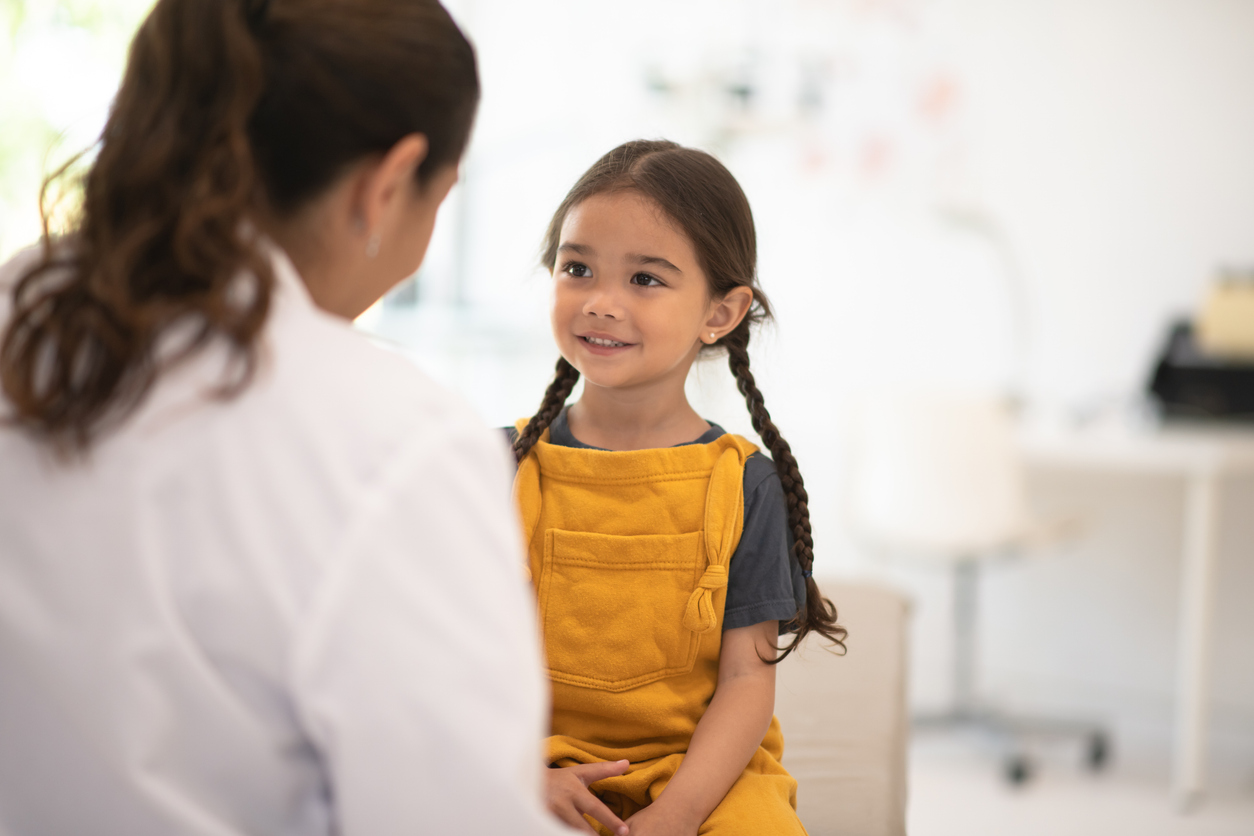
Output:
(912, 705), (1111, 785)
(918, 561), (1112, 785)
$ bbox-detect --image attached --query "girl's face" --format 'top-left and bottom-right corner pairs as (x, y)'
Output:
(551, 191), (728, 394)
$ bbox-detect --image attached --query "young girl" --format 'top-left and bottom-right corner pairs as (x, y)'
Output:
(510, 140), (846, 836)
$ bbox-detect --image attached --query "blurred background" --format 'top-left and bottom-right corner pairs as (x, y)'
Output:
(2, 0), (1253, 833)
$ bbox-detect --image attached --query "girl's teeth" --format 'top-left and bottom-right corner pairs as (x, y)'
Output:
(585, 336), (626, 347)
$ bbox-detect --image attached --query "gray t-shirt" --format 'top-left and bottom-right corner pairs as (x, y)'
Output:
(510, 410), (807, 632)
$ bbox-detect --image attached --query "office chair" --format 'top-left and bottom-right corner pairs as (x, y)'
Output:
(843, 390), (1108, 784)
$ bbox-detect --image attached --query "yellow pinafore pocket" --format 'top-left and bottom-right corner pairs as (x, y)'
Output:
(540, 529), (705, 692)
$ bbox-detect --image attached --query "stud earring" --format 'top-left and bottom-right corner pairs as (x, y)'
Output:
(365, 233), (381, 259)
(709, 332), (717, 342)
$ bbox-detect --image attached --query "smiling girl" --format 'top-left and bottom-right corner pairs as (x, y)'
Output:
(510, 140), (846, 836)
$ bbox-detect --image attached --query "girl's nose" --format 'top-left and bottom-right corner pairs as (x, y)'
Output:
(583, 289), (624, 319)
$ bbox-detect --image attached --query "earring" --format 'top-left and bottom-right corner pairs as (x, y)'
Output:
(365, 233), (381, 259)
(709, 331), (717, 342)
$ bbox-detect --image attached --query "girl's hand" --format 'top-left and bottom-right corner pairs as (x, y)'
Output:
(624, 800), (700, 836)
(545, 760), (631, 836)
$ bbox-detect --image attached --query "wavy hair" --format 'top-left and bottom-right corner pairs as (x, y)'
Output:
(0, 0), (478, 454)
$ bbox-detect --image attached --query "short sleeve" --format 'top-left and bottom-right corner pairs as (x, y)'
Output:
(723, 452), (808, 633)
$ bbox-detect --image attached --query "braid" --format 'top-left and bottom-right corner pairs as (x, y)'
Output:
(513, 356), (580, 464)
(725, 332), (847, 661)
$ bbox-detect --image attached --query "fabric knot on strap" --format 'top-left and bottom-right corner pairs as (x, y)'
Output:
(682, 564), (729, 633)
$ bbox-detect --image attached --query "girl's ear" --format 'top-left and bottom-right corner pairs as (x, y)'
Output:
(705, 285), (754, 340)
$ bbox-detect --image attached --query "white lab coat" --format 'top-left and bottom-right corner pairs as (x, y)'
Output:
(0, 246), (567, 835)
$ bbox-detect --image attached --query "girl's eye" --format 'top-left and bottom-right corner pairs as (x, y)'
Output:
(563, 262), (592, 278)
(631, 272), (663, 287)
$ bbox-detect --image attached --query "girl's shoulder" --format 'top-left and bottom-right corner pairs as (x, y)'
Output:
(743, 448), (780, 495)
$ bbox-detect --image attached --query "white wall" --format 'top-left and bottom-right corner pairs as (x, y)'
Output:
(885, 0), (1254, 784)
(947, 0), (1254, 406)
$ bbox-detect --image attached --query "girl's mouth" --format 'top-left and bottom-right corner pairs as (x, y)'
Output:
(579, 334), (634, 356)
(582, 335), (629, 348)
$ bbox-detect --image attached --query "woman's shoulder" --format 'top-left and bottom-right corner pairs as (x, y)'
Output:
(0, 243), (67, 321)
(260, 300), (481, 461)
(127, 265), (489, 493)
(0, 243), (46, 285)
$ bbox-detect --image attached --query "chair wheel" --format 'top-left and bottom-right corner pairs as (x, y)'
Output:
(1087, 733), (1110, 771)
(1004, 754), (1034, 786)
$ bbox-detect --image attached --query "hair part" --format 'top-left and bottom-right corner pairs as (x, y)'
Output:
(516, 139), (846, 660)
(1, 0), (479, 455)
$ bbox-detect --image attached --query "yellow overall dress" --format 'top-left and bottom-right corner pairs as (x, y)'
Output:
(513, 424), (806, 835)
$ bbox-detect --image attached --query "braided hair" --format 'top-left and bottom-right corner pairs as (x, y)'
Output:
(512, 356), (579, 462)
(518, 140), (846, 660)
(724, 331), (844, 659)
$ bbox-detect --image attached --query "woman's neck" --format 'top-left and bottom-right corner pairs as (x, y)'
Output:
(567, 384), (710, 451)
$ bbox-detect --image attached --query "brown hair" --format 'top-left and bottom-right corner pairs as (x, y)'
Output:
(515, 140), (846, 660)
(0, 0), (478, 454)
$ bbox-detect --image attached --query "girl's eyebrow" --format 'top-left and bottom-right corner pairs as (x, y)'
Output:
(630, 254), (682, 274)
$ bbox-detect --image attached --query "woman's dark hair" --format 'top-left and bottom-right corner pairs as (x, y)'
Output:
(515, 139), (846, 661)
(0, 0), (478, 454)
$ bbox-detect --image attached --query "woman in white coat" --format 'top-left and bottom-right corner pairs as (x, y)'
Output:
(0, 1), (597, 833)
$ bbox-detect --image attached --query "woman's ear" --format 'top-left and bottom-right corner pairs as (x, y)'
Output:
(705, 286), (755, 340)
(352, 133), (430, 236)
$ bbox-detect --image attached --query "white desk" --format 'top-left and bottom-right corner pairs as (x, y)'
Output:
(1017, 418), (1254, 810)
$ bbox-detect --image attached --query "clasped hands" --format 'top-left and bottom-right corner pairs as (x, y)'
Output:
(545, 761), (699, 836)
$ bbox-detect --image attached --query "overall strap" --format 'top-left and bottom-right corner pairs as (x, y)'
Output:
(682, 442), (750, 633)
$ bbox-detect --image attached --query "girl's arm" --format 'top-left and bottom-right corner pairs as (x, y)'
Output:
(627, 620), (779, 835)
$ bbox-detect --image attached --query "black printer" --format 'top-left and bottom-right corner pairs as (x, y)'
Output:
(1149, 320), (1254, 421)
